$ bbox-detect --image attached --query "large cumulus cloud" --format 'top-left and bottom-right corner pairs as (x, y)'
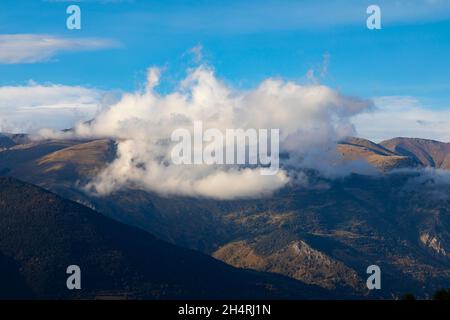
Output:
(40, 64), (372, 199)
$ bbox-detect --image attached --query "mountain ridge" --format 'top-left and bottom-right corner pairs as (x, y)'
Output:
(1, 134), (449, 298)
(0, 176), (334, 299)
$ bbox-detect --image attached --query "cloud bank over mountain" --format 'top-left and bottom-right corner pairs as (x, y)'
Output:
(3, 58), (449, 199)
(38, 64), (373, 199)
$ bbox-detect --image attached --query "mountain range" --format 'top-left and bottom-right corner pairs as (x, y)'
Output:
(0, 133), (449, 299)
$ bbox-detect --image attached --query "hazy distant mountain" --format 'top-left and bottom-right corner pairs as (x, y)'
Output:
(0, 134), (16, 150)
(0, 135), (449, 298)
(0, 133), (31, 149)
(0, 176), (332, 299)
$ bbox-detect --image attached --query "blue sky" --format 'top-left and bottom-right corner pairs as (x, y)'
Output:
(0, 0), (450, 140)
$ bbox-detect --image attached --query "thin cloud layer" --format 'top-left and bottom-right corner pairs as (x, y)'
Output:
(124, 0), (450, 35)
(352, 96), (450, 142)
(0, 34), (119, 64)
(0, 82), (116, 133)
(41, 64), (372, 199)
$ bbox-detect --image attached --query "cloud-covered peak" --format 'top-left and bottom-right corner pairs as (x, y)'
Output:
(37, 64), (373, 199)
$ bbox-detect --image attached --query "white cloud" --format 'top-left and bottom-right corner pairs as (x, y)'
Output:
(0, 34), (119, 64)
(352, 96), (450, 142)
(0, 82), (117, 133)
(306, 53), (331, 84)
(40, 64), (372, 199)
(186, 44), (203, 63)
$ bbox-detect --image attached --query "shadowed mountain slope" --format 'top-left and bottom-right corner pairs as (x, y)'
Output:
(0, 176), (333, 299)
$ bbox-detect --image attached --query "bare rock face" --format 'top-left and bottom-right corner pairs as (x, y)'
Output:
(420, 233), (449, 258)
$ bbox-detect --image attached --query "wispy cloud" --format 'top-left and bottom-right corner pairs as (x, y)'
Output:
(0, 82), (119, 132)
(0, 34), (119, 64)
(352, 96), (450, 142)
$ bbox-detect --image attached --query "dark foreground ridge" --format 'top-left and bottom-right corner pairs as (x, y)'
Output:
(0, 176), (334, 300)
